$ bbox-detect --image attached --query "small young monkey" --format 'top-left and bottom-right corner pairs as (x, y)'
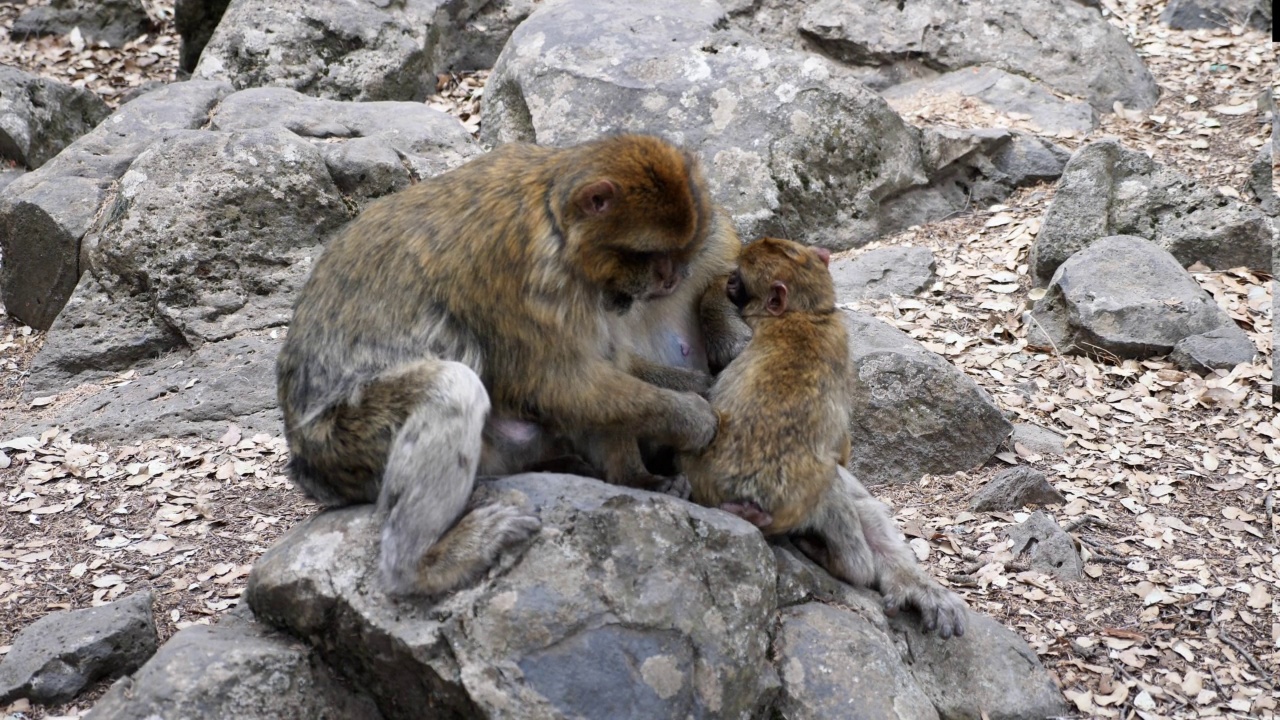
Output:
(683, 237), (967, 639)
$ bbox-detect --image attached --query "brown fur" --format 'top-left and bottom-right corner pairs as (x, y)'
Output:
(579, 207), (749, 494)
(277, 134), (727, 597)
(683, 237), (968, 638)
(685, 237), (849, 533)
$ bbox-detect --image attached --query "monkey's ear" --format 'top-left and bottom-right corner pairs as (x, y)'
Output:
(766, 281), (788, 315)
(575, 180), (618, 216)
(813, 247), (831, 267)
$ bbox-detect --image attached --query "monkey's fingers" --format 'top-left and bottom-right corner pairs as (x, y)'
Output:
(660, 474), (692, 500)
(882, 580), (969, 640)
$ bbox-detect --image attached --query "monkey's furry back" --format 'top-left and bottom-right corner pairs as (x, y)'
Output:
(280, 141), (609, 420)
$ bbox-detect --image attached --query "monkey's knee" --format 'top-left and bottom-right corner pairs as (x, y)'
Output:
(378, 360), (493, 596)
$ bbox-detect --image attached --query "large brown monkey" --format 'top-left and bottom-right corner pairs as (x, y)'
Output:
(683, 237), (968, 638)
(277, 135), (738, 598)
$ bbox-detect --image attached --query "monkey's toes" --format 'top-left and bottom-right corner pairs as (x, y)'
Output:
(474, 504), (542, 549)
(917, 588), (969, 640)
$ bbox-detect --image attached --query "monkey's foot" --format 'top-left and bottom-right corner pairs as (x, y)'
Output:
(410, 504), (542, 598)
(882, 577), (968, 640)
(720, 500), (773, 529)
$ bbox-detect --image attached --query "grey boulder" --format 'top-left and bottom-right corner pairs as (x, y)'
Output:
(842, 310), (1012, 485)
(771, 546), (1068, 720)
(4, 86), (477, 444)
(0, 591), (157, 706)
(237, 474), (1065, 719)
(1030, 139), (1274, 285)
(774, 603), (939, 720)
(882, 66), (1099, 136)
(88, 605), (382, 720)
(485, 0), (1071, 250)
(831, 246), (936, 301)
(211, 87), (481, 200)
(0, 80), (232, 331)
(483, 0), (929, 250)
(1028, 235), (1252, 363)
(889, 610), (1069, 720)
(10, 0), (153, 47)
(0, 65), (111, 170)
(193, 0), (437, 101)
(12, 333), (283, 443)
(877, 127), (1071, 235)
(794, 0), (1159, 112)
(246, 474), (781, 720)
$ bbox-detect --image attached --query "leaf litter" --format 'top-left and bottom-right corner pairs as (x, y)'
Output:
(0, 0), (1277, 718)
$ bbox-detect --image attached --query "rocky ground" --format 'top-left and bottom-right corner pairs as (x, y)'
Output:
(0, 0), (1275, 718)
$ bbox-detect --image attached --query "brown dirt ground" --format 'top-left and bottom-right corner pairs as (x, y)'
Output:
(0, 0), (1276, 718)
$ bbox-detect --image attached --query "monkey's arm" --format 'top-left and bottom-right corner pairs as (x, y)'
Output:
(699, 276), (751, 373)
(536, 361), (716, 453)
(627, 354), (712, 394)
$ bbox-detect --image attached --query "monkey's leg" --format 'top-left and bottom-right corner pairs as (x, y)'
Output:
(376, 361), (541, 598)
(592, 432), (691, 499)
(824, 467), (968, 638)
(797, 476), (877, 588)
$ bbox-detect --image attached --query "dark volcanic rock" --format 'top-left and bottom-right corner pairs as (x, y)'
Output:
(0, 591), (157, 706)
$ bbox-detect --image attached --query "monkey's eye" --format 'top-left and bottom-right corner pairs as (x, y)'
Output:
(616, 249), (655, 266)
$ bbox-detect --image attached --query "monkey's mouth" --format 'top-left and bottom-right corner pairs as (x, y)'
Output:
(646, 274), (685, 299)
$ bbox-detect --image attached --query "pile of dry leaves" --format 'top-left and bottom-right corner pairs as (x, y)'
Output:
(0, 0), (1275, 718)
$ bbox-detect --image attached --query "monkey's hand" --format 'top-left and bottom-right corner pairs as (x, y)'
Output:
(658, 474), (691, 500)
(882, 574), (969, 640)
(666, 392), (718, 453)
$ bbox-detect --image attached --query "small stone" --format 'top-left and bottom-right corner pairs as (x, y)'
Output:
(970, 467), (1066, 512)
(1011, 423), (1067, 457)
(86, 605), (382, 719)
(1170, 328), (1257, 374)
(1006, 511), (1082, 581)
